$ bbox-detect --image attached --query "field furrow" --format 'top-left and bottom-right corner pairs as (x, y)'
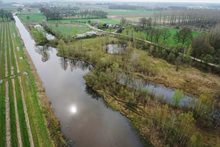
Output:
(6, 22), (18, 147)
(0, 19), (61, 147)
(10, 22), (34, 147)
(11, 77), (23, 147)
(3, 22), (12, 147)
(0, 22), (6, 147)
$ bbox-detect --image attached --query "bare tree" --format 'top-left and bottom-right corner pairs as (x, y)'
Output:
(192, 34), (214, 58)
(139, 17), (148, 28)
(209, 24), (220, 51)
(120, 17), (127, 26)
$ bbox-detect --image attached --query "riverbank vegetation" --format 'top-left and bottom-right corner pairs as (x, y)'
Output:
(55, 36), (220, 146)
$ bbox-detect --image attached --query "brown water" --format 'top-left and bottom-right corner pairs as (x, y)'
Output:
(14, 15), (146, 147)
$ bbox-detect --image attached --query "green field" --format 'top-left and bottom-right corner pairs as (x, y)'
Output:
(91, 18), (120, 24)
(0, 22), (6, 147)
(17, 13), (46, 24)
(0, 21), (54, 147)
(48, 23), (91, 37)
(105, 9), (159, 15)
(18, 12), (120, 25)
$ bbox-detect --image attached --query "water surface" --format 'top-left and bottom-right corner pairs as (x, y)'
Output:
(14, 15), (145, 147)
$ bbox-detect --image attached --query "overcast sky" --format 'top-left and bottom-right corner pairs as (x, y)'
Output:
(2, 0), (220, 3)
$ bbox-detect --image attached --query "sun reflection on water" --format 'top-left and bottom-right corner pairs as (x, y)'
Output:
(69, 105), (77, 114)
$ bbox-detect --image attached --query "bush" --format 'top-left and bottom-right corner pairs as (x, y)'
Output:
(172, 90), (184, 106)
(31, 28), (48, 45)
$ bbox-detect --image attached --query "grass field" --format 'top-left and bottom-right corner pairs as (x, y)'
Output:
(0, 22), (6, 147)
(18, 11), (120, 25)
(0, 21), (54, 147)
(48, 23), (91, 37)
(122, 26), (199, 47)
(105, 9), (159, 15)
(166, 27), (199, 46)
(92, 18), (120, 24)
(17, 13), (46, 24)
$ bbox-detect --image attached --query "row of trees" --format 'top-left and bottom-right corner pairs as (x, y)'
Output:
(152, 9), (220, 29)
(40, 7), (107, 20)
(122, 21), (193, 46)
(0, 9), (13, 21)
(108, 4), (144, 10)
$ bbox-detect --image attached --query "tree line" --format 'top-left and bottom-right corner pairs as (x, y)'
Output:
(108, 4), (145, 10)
(152, 9), (220, 30)
(122, 17), (194, 46)
(0, 9), (13, 21)
(40, 7), (107, 20)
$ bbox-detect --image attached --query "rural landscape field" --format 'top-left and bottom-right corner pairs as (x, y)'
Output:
(0, 0), (220, 147)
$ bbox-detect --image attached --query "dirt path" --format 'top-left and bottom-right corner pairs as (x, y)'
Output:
(12, 27), (35, 147)
(8, 23), (23, 147)
(4, 23), (11, 147)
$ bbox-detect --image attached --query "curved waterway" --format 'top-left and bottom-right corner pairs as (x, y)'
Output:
(14, 16), (145, 147)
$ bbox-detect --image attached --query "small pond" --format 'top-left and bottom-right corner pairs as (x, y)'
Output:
(118, 73), (195, 108)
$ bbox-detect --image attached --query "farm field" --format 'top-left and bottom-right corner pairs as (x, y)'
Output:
(18, 11), (199, 48)
(105, 9), (158, 15)
(0, 21), (54, 147)
(18, 12), (120, 25)
(17, 13), (46, 24)
(18, 12), (119, 38)
(47, 23), (91, 37)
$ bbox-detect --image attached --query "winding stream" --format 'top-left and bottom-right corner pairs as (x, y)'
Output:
(14, 16), (145, 147)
